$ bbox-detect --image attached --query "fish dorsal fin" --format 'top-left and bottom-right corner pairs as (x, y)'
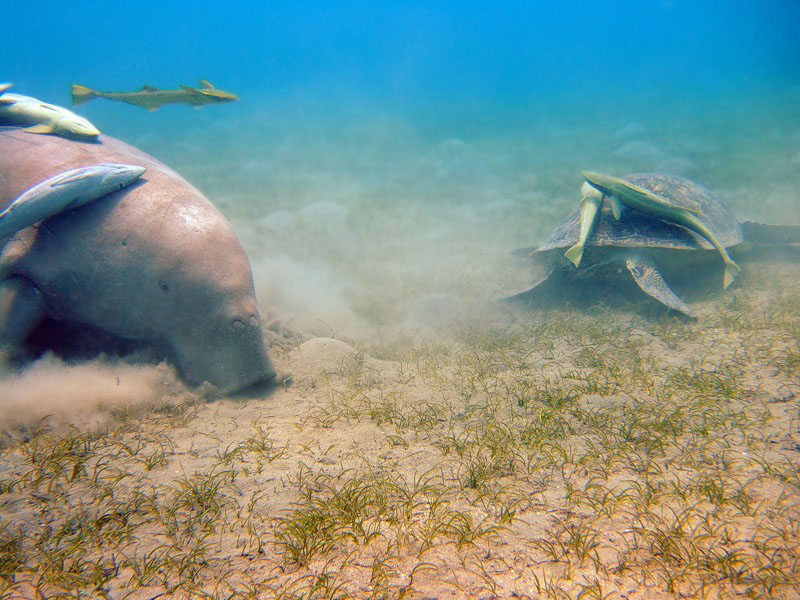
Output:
(0, 82), (12, 95)
(199, 80), (215, 89)
(142, 85), (159, 92)
(50, 171), (91, 187)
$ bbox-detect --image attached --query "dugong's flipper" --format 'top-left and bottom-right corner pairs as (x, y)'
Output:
(0, 276), (47, 361)
(0, 225), (37, 282)
(625, 255), (694, 317)
(0, 163), (145, 240)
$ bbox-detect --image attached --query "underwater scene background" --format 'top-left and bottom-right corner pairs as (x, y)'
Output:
(5, 0), (800, 342)
(2, 1), (800, 598)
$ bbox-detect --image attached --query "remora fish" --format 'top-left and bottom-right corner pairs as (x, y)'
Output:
(563, 182), (603, 267)
(0, 164), (145, 241)
(0, 86), (101, 140)
(582, 171), (742, 288)
(71, 80), (238, 111)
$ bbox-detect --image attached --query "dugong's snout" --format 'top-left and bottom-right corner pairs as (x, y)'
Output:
(171, 307), (277, 394)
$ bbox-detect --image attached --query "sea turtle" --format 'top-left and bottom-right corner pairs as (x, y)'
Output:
(506, 173), (799, 317)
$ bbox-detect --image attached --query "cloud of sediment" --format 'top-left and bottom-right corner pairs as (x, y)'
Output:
(222, 115), (558, 344)
(0, 355), (181, 436)
(192, 99), (797, 347)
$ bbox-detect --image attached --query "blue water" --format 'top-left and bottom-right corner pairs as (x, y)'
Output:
(4, 2), (799, 111)
(2, 1), (800, 339)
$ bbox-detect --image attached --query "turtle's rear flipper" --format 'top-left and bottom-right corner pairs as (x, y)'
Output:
(741, 221), (800, 245)
(625, 255), (695, 318)
(501, 267), (559, 305)
(510, 245), (539, 259)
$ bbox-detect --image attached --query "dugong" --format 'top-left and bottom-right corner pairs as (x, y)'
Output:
(0, 126), (276, 393)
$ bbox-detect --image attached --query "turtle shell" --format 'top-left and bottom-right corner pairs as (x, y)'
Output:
(537, 174), (742, 254)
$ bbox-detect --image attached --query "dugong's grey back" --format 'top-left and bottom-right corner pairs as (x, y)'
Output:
(0, 126), (275, 393)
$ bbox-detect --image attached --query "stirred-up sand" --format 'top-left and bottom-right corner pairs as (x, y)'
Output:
(1, 261), (798, 597)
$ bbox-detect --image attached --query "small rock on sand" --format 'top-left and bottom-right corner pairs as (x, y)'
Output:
(289, 337), (383, 383)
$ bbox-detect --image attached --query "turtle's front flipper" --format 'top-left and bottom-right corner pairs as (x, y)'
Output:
(625, 255), (695, 317)
(0, 276), (47, 362)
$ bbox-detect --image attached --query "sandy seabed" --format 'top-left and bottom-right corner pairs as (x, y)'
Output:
(1, 95), (799, 598)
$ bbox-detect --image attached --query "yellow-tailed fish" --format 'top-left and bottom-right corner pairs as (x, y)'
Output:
(564, 182), (603, 267)
(0, 86), (100, 140)
(71, 80), (238, 111)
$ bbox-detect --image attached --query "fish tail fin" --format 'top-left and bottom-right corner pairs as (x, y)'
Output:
(564, 243), (584, 268)
(723, 260), (742, 289)
(71, 84), (98, 106)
